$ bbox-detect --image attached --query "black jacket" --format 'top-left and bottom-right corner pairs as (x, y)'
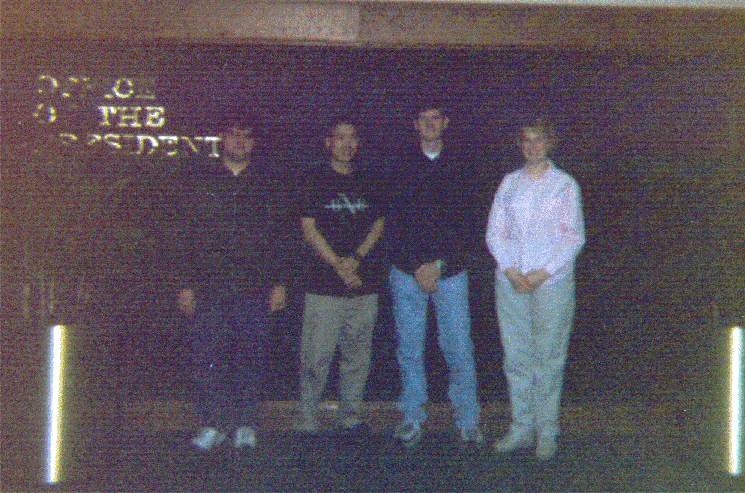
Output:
(386, 145), (476, 276)
(171, 159), (289, 300)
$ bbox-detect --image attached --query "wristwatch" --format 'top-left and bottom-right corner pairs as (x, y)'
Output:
(435, 259), (445, 275)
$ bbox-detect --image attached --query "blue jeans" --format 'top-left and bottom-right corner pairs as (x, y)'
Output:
(190, 290), (268, 429)
(390, 266), (480, 430)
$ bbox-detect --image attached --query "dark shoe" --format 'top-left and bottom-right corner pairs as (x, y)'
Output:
(293, 417), (319, 434)
(341, 422), (372, 439)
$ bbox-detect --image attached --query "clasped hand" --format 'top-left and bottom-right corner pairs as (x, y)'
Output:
(414, 261), (441, 294)
(177, 288), (196, 315)
(334, 256), (362, 289)
(505, 267), (550, 293)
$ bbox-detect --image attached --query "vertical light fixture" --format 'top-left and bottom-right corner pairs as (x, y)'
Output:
(729, 326), (743, 476)
(47, 324), (65, 484)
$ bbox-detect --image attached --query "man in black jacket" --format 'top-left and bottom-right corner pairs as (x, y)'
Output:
(174, 115), (287, 451)
(387, 100), (483, 448)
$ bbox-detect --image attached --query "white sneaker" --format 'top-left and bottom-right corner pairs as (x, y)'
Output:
(394, 421), (423, 448)
(191, 427), (227, 451)
(459, 426), (485, 445)
(493, 429), (534, 453)
(536, 434), (558, 461)
(233, 426), (257, 449)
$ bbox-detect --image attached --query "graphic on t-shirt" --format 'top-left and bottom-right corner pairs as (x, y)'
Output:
(324, 193), (369, 215)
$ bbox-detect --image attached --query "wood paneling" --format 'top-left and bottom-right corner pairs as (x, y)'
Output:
(2, 0), (743, 53)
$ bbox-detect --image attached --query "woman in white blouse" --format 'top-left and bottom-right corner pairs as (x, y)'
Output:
(485, 118), (585, 460)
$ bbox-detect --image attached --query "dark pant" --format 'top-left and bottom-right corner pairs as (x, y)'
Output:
(190, 291), (268, 429)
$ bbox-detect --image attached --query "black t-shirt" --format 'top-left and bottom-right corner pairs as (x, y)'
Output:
(300, 164), (385, 296)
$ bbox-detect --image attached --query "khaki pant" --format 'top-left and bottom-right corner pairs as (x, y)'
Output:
(497, 273), (575, 439)
(299, 293), (378, 429)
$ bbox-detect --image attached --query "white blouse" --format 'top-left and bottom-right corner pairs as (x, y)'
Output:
(486, 162), (585, 286)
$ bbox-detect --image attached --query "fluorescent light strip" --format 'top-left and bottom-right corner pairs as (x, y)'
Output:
(729, 326), (743, 476)
(47, 325), (65, 484)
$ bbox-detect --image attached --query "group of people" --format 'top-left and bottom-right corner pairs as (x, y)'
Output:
(174, 98), (585, 462)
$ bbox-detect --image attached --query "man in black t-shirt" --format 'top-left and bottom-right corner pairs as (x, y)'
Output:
(297, 119), (385, 434)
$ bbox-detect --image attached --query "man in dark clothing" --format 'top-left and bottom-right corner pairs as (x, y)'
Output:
(387, 101), (483, 448)
(174, 116), (288, 451)
(296, 119), (385, 434)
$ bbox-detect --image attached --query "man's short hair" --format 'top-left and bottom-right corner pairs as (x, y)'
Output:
(215, 111), (258, 135)
(326, 115), (359, 136)
(412, 96), (448, 118)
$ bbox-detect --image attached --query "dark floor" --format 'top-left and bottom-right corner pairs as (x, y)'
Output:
(2, 304), (739, 491)
(22, 421), (745, 492)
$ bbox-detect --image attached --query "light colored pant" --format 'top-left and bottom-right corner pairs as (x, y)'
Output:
(299, 293), (378, 428)
(496, 273), (575, 438)
(390, 267), (480, 430)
